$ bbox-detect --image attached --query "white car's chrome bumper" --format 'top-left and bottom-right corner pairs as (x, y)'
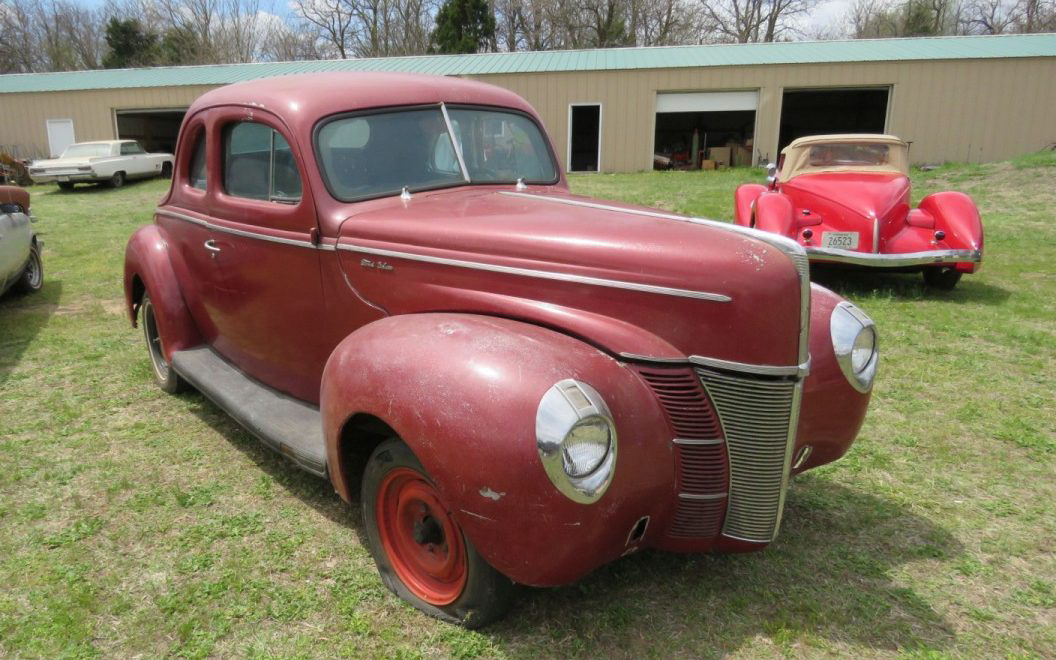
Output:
(805, 247), (982, 267)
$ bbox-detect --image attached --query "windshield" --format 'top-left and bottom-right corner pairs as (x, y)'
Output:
(316, 105), (558, 201)
(61, 143), (112, 158)
(808, 143), (889, 167)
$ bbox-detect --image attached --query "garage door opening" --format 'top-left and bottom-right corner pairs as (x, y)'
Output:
(568, 104), (601, 172)
(779, 88), (889, 152)
(115, 108), (187, 154)
(654, 91), (757, 170)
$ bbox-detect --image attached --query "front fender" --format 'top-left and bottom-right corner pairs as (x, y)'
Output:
(321, 313), (674, 586)
(794, 284), (872, 473)
(123, 224), (201, 360)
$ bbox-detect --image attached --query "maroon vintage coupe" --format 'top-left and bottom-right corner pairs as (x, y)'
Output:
(124, 73), (877, 627)
(735, 134), (984, 289)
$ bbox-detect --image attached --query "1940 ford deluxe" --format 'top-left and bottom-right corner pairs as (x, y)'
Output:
(124, 73), (878, 627)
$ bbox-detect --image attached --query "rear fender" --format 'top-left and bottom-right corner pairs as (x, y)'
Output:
(321, 313), (674, 586)
(123, 224), (201, 360)
(753, 192), (796, 237)
(918, 192), (984, 272)
(734, 184), (767, 227)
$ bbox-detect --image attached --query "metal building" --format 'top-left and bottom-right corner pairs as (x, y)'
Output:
(1, 33), (1054, 172)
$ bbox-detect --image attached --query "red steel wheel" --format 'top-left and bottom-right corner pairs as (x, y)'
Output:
(362, 438), (515, 627)
(375, 467), (468, 606)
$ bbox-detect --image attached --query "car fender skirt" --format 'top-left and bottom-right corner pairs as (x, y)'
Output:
(321, 313), (675, 586)
(123, 224), (202, 360)
(917, 192), (984, 273)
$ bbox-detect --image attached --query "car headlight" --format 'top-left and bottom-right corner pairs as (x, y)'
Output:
(831, 301), (878, 392)
(536, 379), (617, 503)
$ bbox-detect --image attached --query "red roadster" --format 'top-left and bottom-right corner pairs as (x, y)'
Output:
(735, 134), (983, 289)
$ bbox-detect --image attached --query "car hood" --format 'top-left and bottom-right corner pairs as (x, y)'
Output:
(783, 172), (910, 225)
(334, 188), (806, 367)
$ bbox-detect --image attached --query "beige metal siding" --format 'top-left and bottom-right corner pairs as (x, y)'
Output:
(1, 58), (1053, 169)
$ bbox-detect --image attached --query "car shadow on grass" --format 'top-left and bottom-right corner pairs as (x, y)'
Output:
(812, 267), (1011, 306)
(36, 177), (162, 197)
(0, 280), (62, 386)
(178, 395), (960, 655)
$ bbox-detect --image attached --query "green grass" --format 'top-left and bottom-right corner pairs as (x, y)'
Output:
(1, 155), (1054, 657)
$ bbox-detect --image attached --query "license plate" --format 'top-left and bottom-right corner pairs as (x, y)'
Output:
(822, 231), (859, 249)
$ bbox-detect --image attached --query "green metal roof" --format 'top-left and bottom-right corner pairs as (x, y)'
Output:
(2, 33), (1054, 94)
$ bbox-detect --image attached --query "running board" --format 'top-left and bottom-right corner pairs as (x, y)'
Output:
(171, 347), (327, 478)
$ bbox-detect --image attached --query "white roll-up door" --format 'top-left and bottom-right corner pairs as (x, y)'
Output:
(656, 91), (759, 114)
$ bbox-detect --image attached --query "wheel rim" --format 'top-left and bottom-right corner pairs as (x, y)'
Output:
(376, 467), (468, 606)
(24, 251), (42, 289)
(142, 300), (170, 381)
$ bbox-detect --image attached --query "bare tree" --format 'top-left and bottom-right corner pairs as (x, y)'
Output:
(701, 0), (815, 43)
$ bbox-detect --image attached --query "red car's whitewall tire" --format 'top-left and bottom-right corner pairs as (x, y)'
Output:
(140, 293), (186, 394)
(362, 438), (514, 628)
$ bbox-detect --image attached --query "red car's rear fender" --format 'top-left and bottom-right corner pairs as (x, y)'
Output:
(321, 313), (674, 586)
(918, 192), (984, 272)
(753, 192), (796, 237)
(123, 224), (201, 360)
(734, 184), (767, 227)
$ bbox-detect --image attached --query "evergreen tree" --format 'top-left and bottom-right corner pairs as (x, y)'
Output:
(102, 18), (158, 69)
(431, 0), (496, 54)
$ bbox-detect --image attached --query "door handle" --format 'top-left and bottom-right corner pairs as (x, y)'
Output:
(204, 240), (221, 253)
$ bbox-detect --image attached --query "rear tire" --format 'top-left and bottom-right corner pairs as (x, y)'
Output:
(923, 267), (962, 290)
(109, 171), (125, 188)
(13, 245), (43, 294)
(140, 293), (185, 394)
(57, 182), (74, 191)
(362, 438), (515, 628)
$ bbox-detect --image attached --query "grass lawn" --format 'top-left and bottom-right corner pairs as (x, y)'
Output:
(1, 155), (1054, 657)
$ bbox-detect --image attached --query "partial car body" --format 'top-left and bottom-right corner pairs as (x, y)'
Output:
(0, 186), (42, 297)
(29, 140), (173, 189)
(123, 73), (878, 626)
(735, 134), (983, 288)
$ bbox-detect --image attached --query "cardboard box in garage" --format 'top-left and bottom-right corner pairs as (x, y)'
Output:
(732, 145), (753, 167)
(707, 147), (731, 168)
(699, 159), (716, 170)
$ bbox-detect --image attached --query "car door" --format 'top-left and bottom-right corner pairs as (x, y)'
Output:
(203, 109), (330, 403)
(119, 141), (147, 177)
(0, 198), (31, 288)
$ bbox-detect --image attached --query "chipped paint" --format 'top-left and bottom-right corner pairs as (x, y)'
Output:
(459, 509), (495, 522)
(479, 487), (505, 500)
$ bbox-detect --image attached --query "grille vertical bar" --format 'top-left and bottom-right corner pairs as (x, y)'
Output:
(697, 367), (797, 543)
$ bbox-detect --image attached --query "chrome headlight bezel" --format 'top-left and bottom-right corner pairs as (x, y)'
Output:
(535, 379), (617, 504)
(830, 301), (879, 393)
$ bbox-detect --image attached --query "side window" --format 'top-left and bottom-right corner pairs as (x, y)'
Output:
(189, 133), (207, 190)
(223, 122), (301, 204)
(120, 142), (145, 155)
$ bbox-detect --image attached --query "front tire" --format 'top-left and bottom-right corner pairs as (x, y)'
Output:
(362, 438), (514, 628)
(923, 267), (962, 290)
(13, 245), (43, 294)
(57, 181), (74, 191)
(109, 171), (125, 188)
(161, 162), (173, 179)
(140, 293), (185, 394)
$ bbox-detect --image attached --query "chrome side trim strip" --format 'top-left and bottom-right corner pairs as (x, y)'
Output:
(678, 492), (728, 501)
(335, 243), (732, 302)
(156, 208), (337, 251)
(618, 352), (686, 364)
(805, 246), (982, 267)
(673, 438), (724, 446)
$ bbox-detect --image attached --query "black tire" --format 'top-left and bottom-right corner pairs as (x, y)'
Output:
(140, 293), (185, 394)
(362, 438), (515, 628)
(109, 171), (125, 188)
(161, 162), (173, 179)
(13, 244), (43, 294)
(57, 181), (74, 191)
(923, 267), (962, 290)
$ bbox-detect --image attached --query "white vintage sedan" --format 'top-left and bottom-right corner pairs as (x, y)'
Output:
(29, 140), (173, 190)
(0, 186), (42, 298)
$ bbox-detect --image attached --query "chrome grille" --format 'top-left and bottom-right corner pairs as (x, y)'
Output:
(697, 367), (798, 543)
(638, 368), (729, 539)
